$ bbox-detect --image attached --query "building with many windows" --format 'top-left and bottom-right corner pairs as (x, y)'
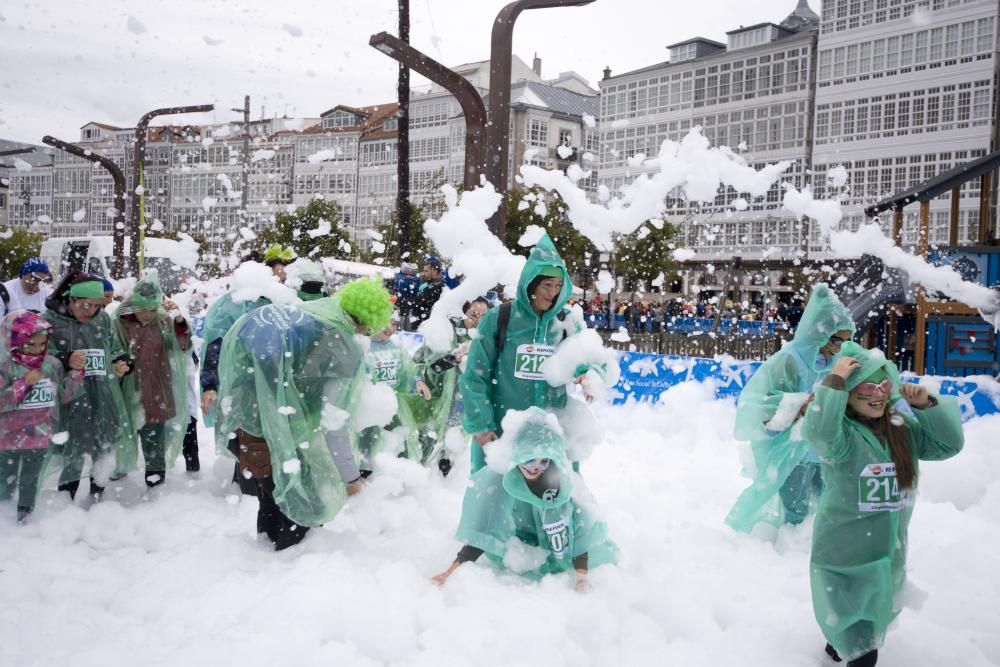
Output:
(810, 0), (998, 252)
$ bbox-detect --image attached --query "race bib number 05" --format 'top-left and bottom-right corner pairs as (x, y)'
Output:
(514, 344), (555, 381)
(858, 462), (907, 512)
(84, 349), (107, 377)
(19, 378), (55, 410)
(543, 517), (569, 559)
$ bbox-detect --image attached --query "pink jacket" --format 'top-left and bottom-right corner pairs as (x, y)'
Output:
(0, 357), (84, 450)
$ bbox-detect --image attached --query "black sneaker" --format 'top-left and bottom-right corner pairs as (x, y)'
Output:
(825, 643), (842, 662)
(16, 506), (31, 525)
(438, 457), (452, 477)
(847, 650), (877, 667)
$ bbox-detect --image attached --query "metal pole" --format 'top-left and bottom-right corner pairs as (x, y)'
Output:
(41, 136), (128, 279)
(231, 95), (251, 230)
(369, 32), (488, 191)
(131, 104), (214, 276)
(484, 0), (596, 238)
(397, 0), (412, 262)
(0, 148), (36, 158)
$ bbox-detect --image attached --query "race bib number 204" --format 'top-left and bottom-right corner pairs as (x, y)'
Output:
(858, 462), (908, 512)
(83, 349), (107, 377)
(513, 344), (555, 380)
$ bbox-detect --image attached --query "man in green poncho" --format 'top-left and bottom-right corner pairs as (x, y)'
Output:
(432, 406), (617, 590)
(113, 270), (191, 488)
(410, 297), (489, 476)
(726, 283), (856, 534)
(43, 273), (134, 501)
(802, 342), (964, 666)
(461, 233), (607, 472)
(216, 277), (393, 550)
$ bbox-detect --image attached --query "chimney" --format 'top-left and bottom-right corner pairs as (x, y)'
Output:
(602, 66), (612, 80)
(532, 53), (542, 76)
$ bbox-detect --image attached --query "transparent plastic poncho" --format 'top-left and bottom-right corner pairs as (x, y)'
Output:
(726, 283), (856, 533)
(0, 312), (83, 505)
(455, 407), (617, 579)
(113, 270), (191, 469)
(42, 304), (136, 483)
(199, 291), (270, 427)
(409, 317), (473, 462)
(801, 342), (964, 660)
(216, 297), (366, 527)
(353, 335), (421, 469)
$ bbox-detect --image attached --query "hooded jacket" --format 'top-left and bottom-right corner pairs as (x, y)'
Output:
(460, 234), (584, 438)
(726, 283), (856, 533)
(455, 407), (617, 579)
(802, 342), (963, 660)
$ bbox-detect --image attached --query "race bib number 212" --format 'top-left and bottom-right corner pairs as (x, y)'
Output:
(513, 344), (555, 380)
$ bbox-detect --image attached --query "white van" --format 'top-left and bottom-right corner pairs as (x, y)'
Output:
(40, 236), (197, 293)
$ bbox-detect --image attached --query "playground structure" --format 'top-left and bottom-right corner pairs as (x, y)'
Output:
(843, 150), (1000, 377)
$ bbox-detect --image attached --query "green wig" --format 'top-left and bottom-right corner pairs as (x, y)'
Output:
(337, 277), (393, 332)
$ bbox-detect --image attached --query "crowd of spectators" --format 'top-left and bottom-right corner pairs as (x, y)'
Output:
(570, 295), (806, 333)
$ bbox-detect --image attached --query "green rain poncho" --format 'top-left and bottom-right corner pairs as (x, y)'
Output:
(216, 296), (366, 527)
(802, 342), (964, 660)
(199, 291), (271, 427)
(354, 334), (421, 469)
(455, 407), (617, 579)
(113, 270), (191, 472)
(461, 234), (597, 470)
(409, 316), (474, 463)
(726, 283), (856, 533)
(43, 290), (136, 484)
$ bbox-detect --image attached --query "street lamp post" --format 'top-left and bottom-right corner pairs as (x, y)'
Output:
(485, 0), (596, 239)
(131, 104), (214, 276)
(42, 135), (129, 279)
(369, 32), (488, 191)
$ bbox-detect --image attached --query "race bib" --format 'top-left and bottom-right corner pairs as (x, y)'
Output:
(83, 349), (107, 377)
(543, 517), (570, 559)
(373, 359), (399, 385)
(858, 462), (907, 512)
(19, 378), (55, 410)
(514, 344), (555, 380)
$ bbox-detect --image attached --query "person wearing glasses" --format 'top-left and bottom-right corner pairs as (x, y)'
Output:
(432, 406), (617, 591)
(0, 257), (53, 317)
(409, 297), (489, 476)
(726, 283), (856, 534)
(43, 273), (134, 502)
(802, 342), (963, 666)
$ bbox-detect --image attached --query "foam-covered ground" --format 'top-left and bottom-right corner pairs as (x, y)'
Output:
(2, 382), (998, 667)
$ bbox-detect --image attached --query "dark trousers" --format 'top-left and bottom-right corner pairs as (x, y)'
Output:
(778, 461), (823, 525)
(257, 477), (310, 550)
(228, 435), (259, 496)
(0, 450), (46, 510)
(182, 417), (199, 471)
(138, 422), (166, 487)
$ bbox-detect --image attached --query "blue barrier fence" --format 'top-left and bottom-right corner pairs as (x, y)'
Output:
(396, 332), (999, 421)
(582, 314), (787, 336)
(613, 351), (1000, 421)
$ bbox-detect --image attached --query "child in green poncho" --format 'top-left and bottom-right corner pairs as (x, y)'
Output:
(410, 297), (488, 476)
(113, 270), (191, 488)
(355, 317), (430, 474)
(432, 407), (617, 591)
(802, 342), (964, 666)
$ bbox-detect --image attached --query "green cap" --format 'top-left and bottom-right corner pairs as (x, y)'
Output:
(68, 280), (106, 299)
(537, 265), (563, 279)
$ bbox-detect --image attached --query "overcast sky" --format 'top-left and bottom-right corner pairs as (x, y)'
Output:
(1, 0), (811, 144)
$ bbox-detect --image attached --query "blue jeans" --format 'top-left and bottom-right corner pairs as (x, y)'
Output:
(779, 462), (823, 525)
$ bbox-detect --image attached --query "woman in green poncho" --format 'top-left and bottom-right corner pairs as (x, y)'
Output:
(216, 277), (393, 550)
(432, 406), (617, 591)
(726, 283), (855, 533)
(461, 233), (607, 472)
(410, 297), (489, 476)
(43, 273), (133, 501)
(802, 342), (964, 666)
(354, 317), (429, 475)
(113, 270), (191, 488)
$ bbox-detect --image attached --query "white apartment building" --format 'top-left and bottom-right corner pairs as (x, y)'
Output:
(598, 1), (820, 303)
(810, 0), (998, 252)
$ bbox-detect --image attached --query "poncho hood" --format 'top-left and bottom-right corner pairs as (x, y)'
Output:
(515, 233), (572, 324)
(788, 283), (856, 372)
(501, 407), (574, 509)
